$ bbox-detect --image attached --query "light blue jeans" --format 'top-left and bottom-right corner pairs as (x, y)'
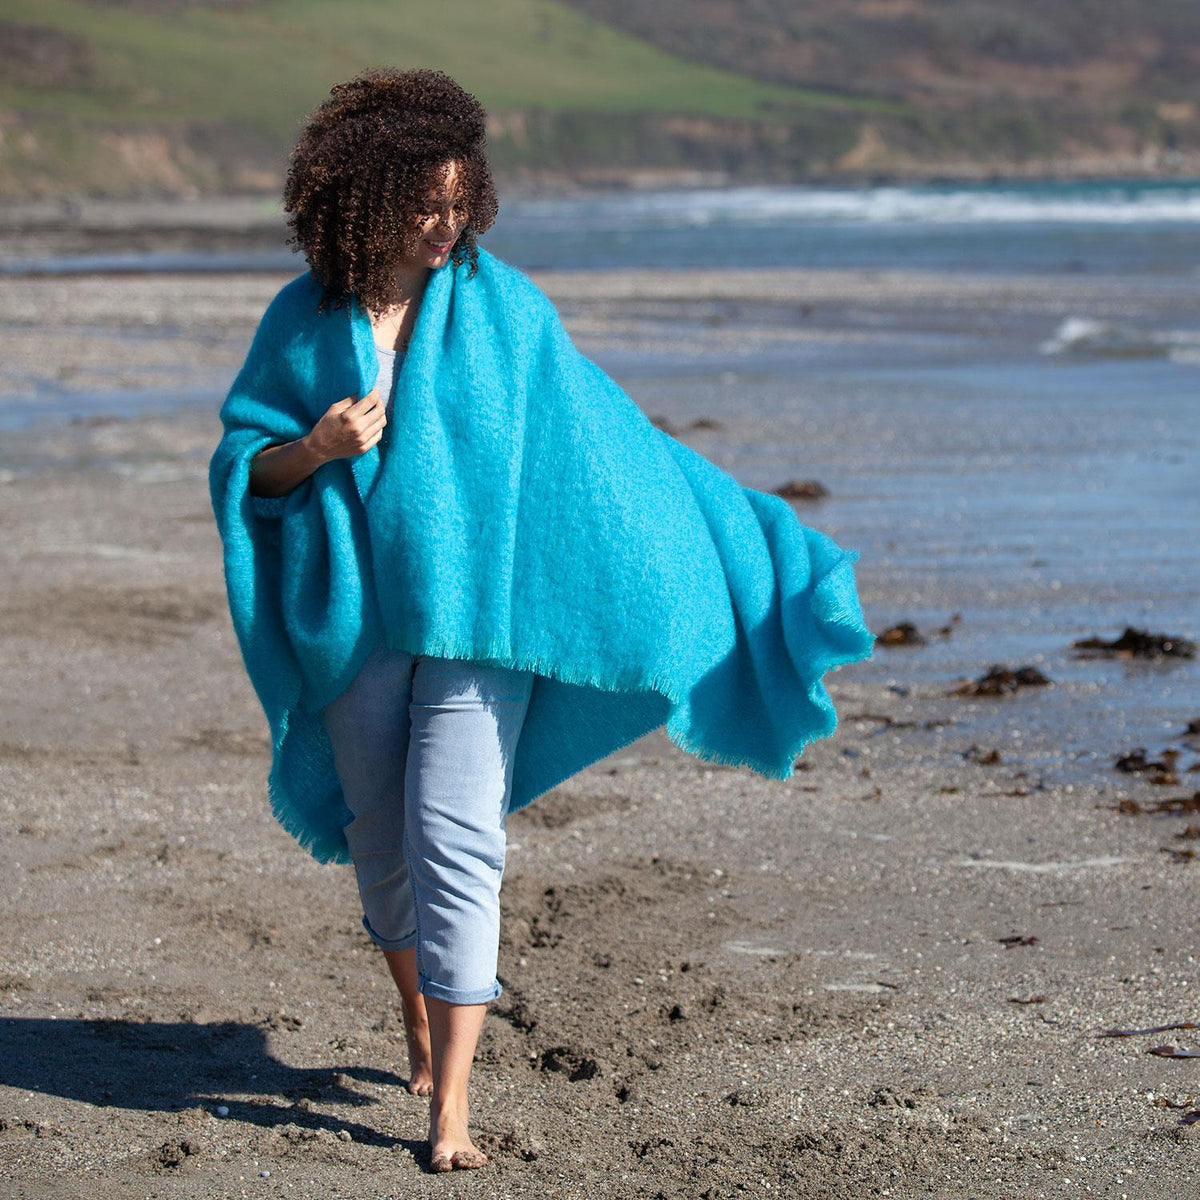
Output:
(319, 643), (535, 1005)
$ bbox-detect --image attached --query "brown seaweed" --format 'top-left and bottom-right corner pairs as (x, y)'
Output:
(964, 744), (1003, 765)
(1114, 747), (1180, 786)
(1161, 846), (1196, 862)
(648, 415), (726, 436)
(846, 712), (918, 730)
(1072, 626), (1196, 659)
(1115, 792), (1200, 817)
(774, 479), (830, 501)
(878, 621), (926, 646)
(877, 616), (962, 646)
(951, 664), (1052, 697)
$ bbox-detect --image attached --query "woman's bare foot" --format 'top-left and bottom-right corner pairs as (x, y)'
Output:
(403, 1010), (434, 1096)
(428, 1092), (487, 1171)
(380, 947), (434, 1096)
(423, 995), (489, 1170)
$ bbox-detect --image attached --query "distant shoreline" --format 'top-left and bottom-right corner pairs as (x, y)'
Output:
(3, 166), (1199, 273)
(4, 150), (1200, 215)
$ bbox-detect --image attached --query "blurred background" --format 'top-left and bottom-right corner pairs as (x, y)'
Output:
(2, 0), (1200, 197)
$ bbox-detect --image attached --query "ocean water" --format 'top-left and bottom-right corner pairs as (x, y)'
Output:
(622, 335), (1199, 782)
(506, 179), (1197, 775)
(4, 176), (1200, 276)
(493, 176), (1200, 274)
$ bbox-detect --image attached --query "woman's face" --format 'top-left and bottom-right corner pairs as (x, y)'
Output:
(408, 159), (468, 267)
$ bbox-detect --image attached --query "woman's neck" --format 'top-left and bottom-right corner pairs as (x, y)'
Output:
(370, 264), (431, 350)
(391, 262), (431, 306)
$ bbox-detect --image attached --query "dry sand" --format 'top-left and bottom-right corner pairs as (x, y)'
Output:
(2, 268), (1199, 1199)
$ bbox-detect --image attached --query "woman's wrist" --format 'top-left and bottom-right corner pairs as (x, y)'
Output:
(249, 432), (328, 498)
(298, 430), (331, 469)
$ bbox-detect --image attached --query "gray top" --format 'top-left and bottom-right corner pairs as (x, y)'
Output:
(374, 345), (407, 416)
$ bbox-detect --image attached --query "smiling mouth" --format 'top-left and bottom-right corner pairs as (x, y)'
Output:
(425, 236), (455, 252)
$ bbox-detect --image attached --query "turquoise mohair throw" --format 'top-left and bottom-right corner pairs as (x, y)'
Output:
(208, 247), (876, 864)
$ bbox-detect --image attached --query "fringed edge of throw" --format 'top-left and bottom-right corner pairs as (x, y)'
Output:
(669, 546), (876, 778)
(267, 632), (690, 866)
(263, 546), (874, 863)
(265, 707), (353, 866)
(375, 630), (689, 707)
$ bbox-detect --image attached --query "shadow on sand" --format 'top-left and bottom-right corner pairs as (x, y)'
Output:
(0, 1015), (425, 1155)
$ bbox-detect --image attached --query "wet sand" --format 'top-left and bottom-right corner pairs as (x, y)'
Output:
(2, 267), (1199, 1198)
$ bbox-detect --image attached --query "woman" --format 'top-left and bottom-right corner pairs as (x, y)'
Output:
(210, 67), (874, 1175)
(242, 69), (514, 1173)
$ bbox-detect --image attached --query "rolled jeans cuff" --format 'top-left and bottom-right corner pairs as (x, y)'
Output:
(362, 913), (418, 952)
(418, 971), (503, 1005)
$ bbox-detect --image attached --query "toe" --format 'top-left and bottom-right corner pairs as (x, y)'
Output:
(451, 1148), (488, 1170)
(429, 1152), (454, 1173)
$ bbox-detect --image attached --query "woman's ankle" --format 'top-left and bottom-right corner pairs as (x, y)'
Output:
(431, 1084), (470, 1113)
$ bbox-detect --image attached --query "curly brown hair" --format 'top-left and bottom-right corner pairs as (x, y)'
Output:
(282, 67), (499, 315)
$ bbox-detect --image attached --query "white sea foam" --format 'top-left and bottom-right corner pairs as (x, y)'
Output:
(514, 183), (1200, 229)
(1040, 315), (1200, 358)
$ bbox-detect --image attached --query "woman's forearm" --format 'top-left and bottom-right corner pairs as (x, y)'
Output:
(249, 391), (386, 496)
(249, 435), (329, 498)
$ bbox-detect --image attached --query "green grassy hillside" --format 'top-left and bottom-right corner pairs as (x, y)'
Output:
(562, 0), (1200, 176)
(0, 0), (902, 197)
(563, 0), (1200, 106)
(4, 0), (1195, 198)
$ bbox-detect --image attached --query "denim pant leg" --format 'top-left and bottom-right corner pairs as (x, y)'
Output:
(319, 644), (419, 952)
(405, 656), (535, 1005)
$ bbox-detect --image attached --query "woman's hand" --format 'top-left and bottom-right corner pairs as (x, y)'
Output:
(306, 388), (388, 462)
(248, 389), (386, 498)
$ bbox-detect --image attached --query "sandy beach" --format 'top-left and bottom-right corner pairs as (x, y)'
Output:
(2, 262), (1199, 1198)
